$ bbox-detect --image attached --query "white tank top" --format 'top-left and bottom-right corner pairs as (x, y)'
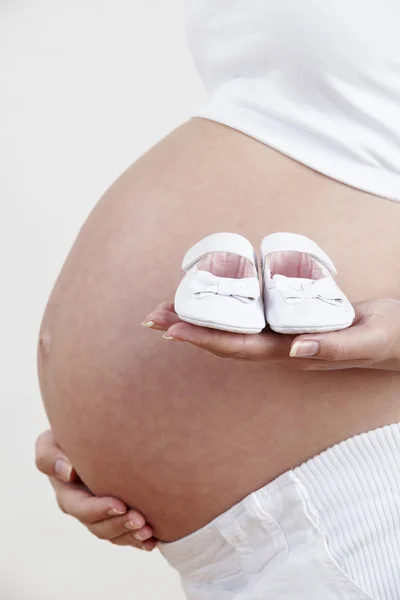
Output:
(185, 0), (400, 202)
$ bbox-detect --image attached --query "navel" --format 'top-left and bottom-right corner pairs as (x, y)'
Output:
(39, 331), (51, 354)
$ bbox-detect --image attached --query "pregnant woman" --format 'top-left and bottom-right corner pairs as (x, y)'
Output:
(36, 1), (400, 598)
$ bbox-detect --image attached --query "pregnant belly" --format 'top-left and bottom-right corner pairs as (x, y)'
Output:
(39, 118), (400, 541)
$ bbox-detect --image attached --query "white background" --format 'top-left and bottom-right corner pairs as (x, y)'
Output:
(0, 1), (206, 598)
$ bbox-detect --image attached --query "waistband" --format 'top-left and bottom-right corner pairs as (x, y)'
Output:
(159, 424), (400, 579)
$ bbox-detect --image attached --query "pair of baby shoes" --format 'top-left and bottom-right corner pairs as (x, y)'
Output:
(174, 232), (355, 335)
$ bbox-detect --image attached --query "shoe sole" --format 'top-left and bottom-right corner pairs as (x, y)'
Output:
(269, 321), (354, 334)
(178, 314), (264, 335)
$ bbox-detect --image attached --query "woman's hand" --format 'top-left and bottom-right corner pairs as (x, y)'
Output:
(142, 299), (400, 371)
(35, 430), (157, 551)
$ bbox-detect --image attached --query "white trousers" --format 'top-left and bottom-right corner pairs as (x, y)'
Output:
(160, 425), (400, 599)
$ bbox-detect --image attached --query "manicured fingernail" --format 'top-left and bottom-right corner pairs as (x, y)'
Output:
(124, 517), (143, 529)
(54, 458), (73, 482)
(162, 333), (176, 341)
(134, 531), (150, 541)
(141, 321), (155, 328)
(108, 508), (126, 516)
(290, 341), (320, 358)
(132, 515), (145, 527)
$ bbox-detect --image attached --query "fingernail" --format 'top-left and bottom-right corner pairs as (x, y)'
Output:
(134, 531), (149, 541)
(54, 458), (73, 482)
(131, 515), (145, 527)
(108, 508), (126, 516)
(290, 341), (320, 358)
(141, 543), (152, 552)
(141, 321), (155, 328)
(162, 333), (176, 341)
(124, 517), (143, 530)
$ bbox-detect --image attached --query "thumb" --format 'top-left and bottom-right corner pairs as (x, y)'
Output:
(35, 430), (77, 483)
(289, 320), (388, 363)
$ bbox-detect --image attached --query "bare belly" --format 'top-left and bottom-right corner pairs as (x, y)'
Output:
(39, 118), (400, 541)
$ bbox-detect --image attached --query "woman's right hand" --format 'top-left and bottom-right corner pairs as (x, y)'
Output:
(35, 430), (157, 551)
(143, 299), (400, 371)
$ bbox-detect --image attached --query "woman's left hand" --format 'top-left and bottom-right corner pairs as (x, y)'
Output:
(142, 299), (400, 371)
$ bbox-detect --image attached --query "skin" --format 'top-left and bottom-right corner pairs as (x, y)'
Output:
(151, 298), (400, 371)
(38, 118), (400, 543)
(36, 297), (400, 550)
(35, 430), (157, 550)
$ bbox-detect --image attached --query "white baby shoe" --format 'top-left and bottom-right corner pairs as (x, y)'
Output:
(261, 232), (355, 334)
(175, 233), (266, 334)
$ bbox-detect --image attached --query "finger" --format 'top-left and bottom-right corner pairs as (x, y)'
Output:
(111, 533), (158, 551)
(155, 302), (176, 313)
(88, 509), (149, 540)
(49, 477), (127, 523)
(142, 307), (181, 332)
(35, 430), (77, 483)
(164, 322), (294, 361)
(289, 318), (390, 363)
(89, 515), (151, 541)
